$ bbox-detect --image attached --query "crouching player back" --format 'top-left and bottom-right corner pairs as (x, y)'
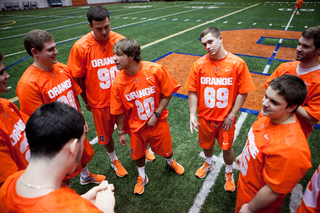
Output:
(110, 38), (185, 195)
(235, 74), (311, 213)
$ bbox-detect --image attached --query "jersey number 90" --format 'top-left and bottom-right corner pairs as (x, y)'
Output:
(98, 66), (119, 89)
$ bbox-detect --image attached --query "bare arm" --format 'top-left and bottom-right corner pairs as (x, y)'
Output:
(146, 94), (173, 127)
(188, 91), (199, 133)
(116, 112), (127, 146)
(239, 184), (279, 213)
(75, 77), (90, 111)
(296, 106), (318, 125)
(222, 93), (248, 131)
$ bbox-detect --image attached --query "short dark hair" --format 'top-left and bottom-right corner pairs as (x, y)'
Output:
(200, 27), (221, 39)
(87, 5), (110, 25)
(26, 102), (84, 159)
(0, 53), (3, 63)
(302, 25), (320, 49)
(268, 74), (307, 112)
(113, 38), (142, 63)
(24, 30), (53, 56)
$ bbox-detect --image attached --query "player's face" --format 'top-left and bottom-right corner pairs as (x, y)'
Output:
(261, 87), (295, 123)
(89, 18), (111, 41)
(113, 52), (131, 70)
(295, 36), (319, 62)
(201, 33), (223, 58)
(35, 40), (58, 67)
(0, 61), (10, 94)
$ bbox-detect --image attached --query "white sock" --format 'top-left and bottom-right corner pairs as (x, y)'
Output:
(81, 166), (90, 179)
(166, 157), (173, 165)
(107, 150), (118, 162)
(225, 164), (233, 173)
(206, 157), (213, 165)
(137, 166), (146, 179)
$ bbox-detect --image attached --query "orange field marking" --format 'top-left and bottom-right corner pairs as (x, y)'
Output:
(155, 29), (303, 112)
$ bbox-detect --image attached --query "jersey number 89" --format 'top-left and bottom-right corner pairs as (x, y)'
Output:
(204, 87), (229, 108)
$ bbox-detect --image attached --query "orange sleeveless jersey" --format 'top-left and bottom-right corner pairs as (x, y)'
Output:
(296, 165), (320, 213)
(265, 61), (320, 138)
(0, 171), (103, 213)
(236, 114), (311, 213)
(110, 61), (180, 133)
(185, 53), (256, 121)
(68, 31), (125, 108)
(16, 62), (82, 116)
(0, 99), (29, 184)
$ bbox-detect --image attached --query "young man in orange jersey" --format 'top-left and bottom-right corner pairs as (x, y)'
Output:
(235, 75), (311, 213)
(16, 30), (105, 185)
(110, 38), (185, 195)
(185, 27), (256, 192)
(296, 164), (320, 213)
(265, 25), (320, 138)
(0, 53), (30, 187)
(68, 5), (155, 178)
(295, 0), (303, 15)
(0, 102), (115, 213)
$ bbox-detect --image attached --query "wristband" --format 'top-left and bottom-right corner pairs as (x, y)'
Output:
(117, 130), (124, 135)
(154, 111), (161, 118)
(227, 115), (234, 121)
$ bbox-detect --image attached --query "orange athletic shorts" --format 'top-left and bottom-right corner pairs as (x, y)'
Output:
(129, 119), (172, 160)
(295, 3), (302, 8)
(91, 107), (129, 145)
(198, 117), (235, 150)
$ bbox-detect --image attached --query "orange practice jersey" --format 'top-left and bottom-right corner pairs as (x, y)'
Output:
(237, 114), (311, 212)
(68, 31), (125, 108)
(265, 61), (320, 137)
(296, 165), (320, 213)
(185, 53), (256, 121)
(16, 62), (82, 116)
(110, 61), (180, 133)
(0, 171), (103, 213)
(0, 99), (29, 184)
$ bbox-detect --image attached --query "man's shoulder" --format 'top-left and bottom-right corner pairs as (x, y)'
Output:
(19, 65), (42, 84)
(73, 32), (95, 49)
(109, 31), (125, 44)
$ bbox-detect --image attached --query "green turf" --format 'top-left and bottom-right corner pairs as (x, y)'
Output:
(1, 1), (320, 212)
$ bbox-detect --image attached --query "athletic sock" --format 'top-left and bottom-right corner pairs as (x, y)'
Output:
(206, 157), (213, 165)
(138, 166), (146, 180)
(225, 164), (233, 173)
(81, 166), (90, 179)
(165, 157), (173, 165)
(107, 150), (118, 162)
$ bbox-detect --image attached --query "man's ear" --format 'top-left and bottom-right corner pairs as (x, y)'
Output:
(287, 104), (298, 113)
(88, 23), (93, 30)
(31, 48), (37, 57)
(69, 138), (78, 156)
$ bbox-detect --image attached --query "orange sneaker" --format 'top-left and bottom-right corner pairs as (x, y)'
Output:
(168, 160), (185, 175)
(224, 172), (236, 192)
(145, 150), (156, 162)
(111, 159), (128, 177)
(195, 161), (213, 178)
(134, 175), (149, 195)
(80, 172), (106, 185)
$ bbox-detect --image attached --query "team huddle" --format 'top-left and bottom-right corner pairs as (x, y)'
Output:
(0, 4), (319, 213)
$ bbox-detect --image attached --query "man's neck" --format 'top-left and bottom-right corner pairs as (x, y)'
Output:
(299, 57), (320, 69)
(33, 61), (53, 72)
(125, 61), (141, 76)
(270, 113), (296, 125)
(209, 48), (227, 60)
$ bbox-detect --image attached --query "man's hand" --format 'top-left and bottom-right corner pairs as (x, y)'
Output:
(146, 114), (157, 127)
(221, 116), (234, 131)
(95, 181), (115, 213)
(85, 103), (91, 111)
(84, 121), (89, 133)
(239, 203), (253, 213)
(190, 115), (199, 133)
(235, 154), (242, 168)
(81, 180), (109, 203)
(118, 134), (127, 146)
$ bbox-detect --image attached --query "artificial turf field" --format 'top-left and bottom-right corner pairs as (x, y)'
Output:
(1, 0), (320, 212)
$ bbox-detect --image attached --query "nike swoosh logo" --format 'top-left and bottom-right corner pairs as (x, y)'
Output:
(264, 134), (269, 140)
(225, 69), (232, 72)
(59, 70), (63, 73)
(146, 76), (152, 80)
